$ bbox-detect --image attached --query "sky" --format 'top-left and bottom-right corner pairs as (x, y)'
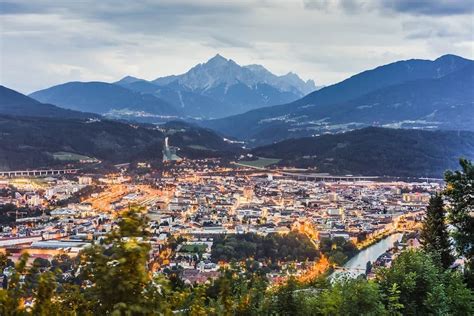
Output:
(1, 0), (473, 94)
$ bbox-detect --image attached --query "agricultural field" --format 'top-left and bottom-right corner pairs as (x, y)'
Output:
(237, 157), (281, 168)
(52, 151), (98, 162)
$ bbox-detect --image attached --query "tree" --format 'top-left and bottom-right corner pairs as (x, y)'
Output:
(189, 286), (213, 316)
(443, 270), (474, 315)
(273, 276), (300, 315)
(51, 254), (75, 273)
(217, 270), (234, 316)
(366, 261), (373, 276)
(32, 271), (60, 316)
(377, 250), (439, 314)
(444, 159), (474, 286)
(335, 277), (386, 315)
(298, 277), (386, 316)
(0, 253), (29, 315)
(79, 207), (155, 314)
(420, 193), (454, 269)
(386, 283), (403, 316)
(377, 250), (474, 315)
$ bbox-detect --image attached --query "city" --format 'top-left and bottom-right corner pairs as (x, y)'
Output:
(0, 157), (447, 286)
(1, 0), (473, 315)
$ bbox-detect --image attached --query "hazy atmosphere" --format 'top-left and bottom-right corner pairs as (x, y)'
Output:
(1, 0), (473, 93)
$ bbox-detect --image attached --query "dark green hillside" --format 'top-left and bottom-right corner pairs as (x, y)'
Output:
(0, 117), (242, 170)
(0, 116), (165, 170)
(252, 127), (474, 177)
(163, 121), (242, 159)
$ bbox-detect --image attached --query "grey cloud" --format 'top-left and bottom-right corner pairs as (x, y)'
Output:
(1, 0), (473, 93)
(207, 35), (255, 49)
(339, 0), (364, 13)
(381, 0), (473, 16)
(304, 0), (473, 16)
(0, 1), (43, 14)
(303, 0), (332, 11)
(303, 0), (373, 13)
(402, 19), (472, 40)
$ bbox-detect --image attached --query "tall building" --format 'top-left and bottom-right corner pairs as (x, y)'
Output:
(163, 137), (182, 162)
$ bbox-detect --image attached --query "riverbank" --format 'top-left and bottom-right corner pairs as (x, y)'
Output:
(332, 233), (403, 278)
(356, 229), (400, 251)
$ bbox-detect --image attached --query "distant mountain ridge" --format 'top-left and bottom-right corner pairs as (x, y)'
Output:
(29, 81), (179, 121)
(204, 54), (474, 145)
(116, 54), (316, 118)
(0, 85), (98, 119)
(152, 54), (315, 95)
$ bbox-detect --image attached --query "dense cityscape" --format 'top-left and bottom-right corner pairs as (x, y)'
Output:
(0, 156), (473, 314)
(0, 158), (435, 271)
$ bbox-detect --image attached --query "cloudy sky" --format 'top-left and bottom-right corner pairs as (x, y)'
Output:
(1, 0), (473, 93)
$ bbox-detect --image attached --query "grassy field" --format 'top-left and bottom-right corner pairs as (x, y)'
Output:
(237, 157), (281, 168)
(52, 151), (96, 162)
(187, 145), (216, 151)
(179, 244), (208, 253)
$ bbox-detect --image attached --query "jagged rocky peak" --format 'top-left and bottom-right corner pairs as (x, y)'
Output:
(152, 54), (316, 95)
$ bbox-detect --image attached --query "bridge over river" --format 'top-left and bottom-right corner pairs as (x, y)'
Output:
(0, 169), (79, 177)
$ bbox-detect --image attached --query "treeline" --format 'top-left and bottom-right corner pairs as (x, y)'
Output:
(211, 232), (319, 263)
(0, 204), (42, 225)
(266, 250), (472, 315)
(319, 237), (358, 266)
(210, 233), (357, 267)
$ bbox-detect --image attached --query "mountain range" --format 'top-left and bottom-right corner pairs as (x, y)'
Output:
(29, 81), (179, 121)
(204, 54), (474, 146)
(1, 53), (473, 175)
(29, 55), (316, 120)
(0, 85), (98, 119)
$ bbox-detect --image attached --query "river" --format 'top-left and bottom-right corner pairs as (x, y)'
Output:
(332, 233), (403, 278)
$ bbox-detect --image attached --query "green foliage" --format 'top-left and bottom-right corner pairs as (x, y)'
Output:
(420, 193), (454, 269)
(50, 254), (75, 273)
(1, 245), (473, 315)
(319, 237), (358, 266)
(296, 277), (386, 316)
(32, 271), (59, 316)
(78, 207), (160, 315)
(0, 253), (29, 316)
(377, 250), (474, 315)
(211, 232), (319, 263)
(444, 159), (474, 281)
(386, 283), (403, 316)
(204, 263), (269, 315)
